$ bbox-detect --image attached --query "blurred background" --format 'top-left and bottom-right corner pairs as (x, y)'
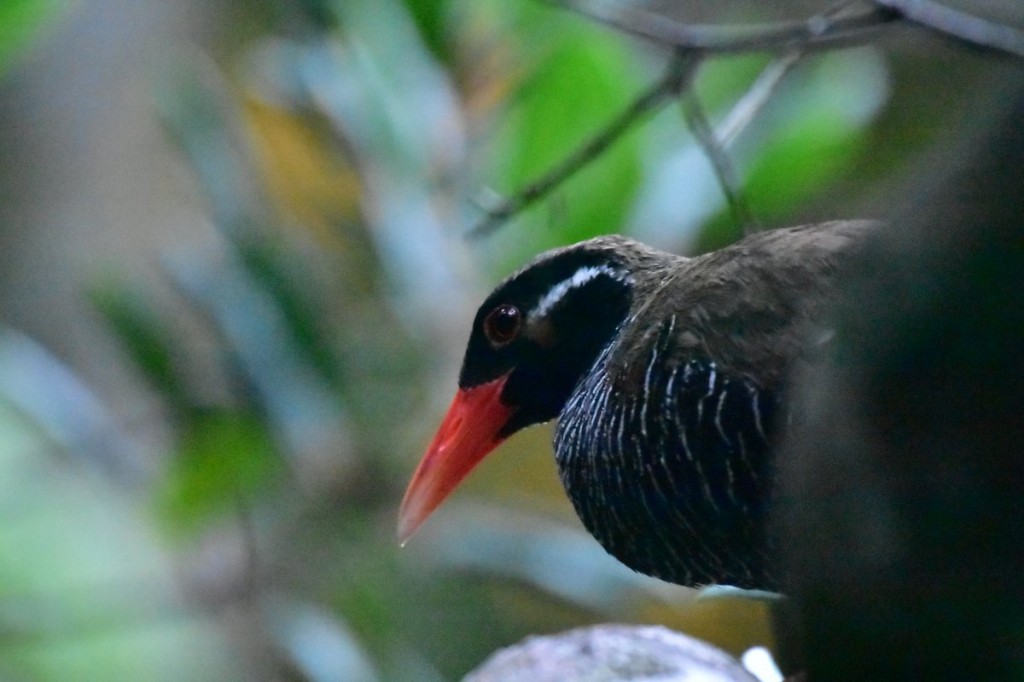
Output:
(0, 0), (1011, 679)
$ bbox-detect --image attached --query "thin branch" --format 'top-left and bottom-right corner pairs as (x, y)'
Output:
(468, 1), (887, 239)
(679, 49), (804, 235)
(680, 89), (760, 234)
(468, 51), (702, 239)
(714, 0), (867, 149)
(874, 0), (1024, 57)
(717, 50), (802, 149)
(546, 0), (902, 54)
(673, 0), (865, 233)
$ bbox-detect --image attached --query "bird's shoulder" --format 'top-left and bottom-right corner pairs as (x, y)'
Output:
(607, 221), (875, 392)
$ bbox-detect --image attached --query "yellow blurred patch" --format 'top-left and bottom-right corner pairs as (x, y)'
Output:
(242, 95), (363, 247)
(464, 423), (577, 521)
(635, 591), (775, 658)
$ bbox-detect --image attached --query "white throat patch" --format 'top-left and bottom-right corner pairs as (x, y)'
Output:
(529, 264), (631, 320)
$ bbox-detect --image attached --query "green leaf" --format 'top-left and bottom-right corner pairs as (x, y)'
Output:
(742, 50), (886, 220)
(694, 54), (774, 113)
(0, 0), (68, 77)
(0, 403), (241, 680)
(694, 49), (888, 252)
(400, 0), (450, 63)
(232, 239), (345, 389)
(157, 410), (282, 537)
(90, 280), (186, 409)
(695, 113), (863, 252)
(484, 18), (647, 270)
(744, 113), (861, 217)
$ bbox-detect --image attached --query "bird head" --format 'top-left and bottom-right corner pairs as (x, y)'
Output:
(397, 236), (657, 542)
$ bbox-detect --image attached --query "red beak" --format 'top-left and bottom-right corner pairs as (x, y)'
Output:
(398, 375), (515, 544)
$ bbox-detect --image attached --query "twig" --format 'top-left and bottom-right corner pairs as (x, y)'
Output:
(468, 1), (887, 239)
(546, 0), (901, 54)
(680, 89), (760, 234)
(715, 0), (861, 142)
(675, 49), (803, 235)
(874, 0), (1024, 57)
(468, 51), (702, 239)
(670, 0), (864, 233)
(717, 50), (802, 149)
(694, 1), (864, 178)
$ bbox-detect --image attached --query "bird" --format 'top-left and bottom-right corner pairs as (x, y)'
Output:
(398, 220), (874, 590)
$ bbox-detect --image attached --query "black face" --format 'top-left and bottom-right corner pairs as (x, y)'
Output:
(459, 247), (634, 437)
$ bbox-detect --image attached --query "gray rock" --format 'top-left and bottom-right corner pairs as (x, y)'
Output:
(464, 624), (758, 682)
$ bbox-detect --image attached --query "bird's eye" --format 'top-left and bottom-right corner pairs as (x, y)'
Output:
(483, 304), (522, 347)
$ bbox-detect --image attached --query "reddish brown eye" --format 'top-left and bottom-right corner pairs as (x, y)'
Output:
(483, 304), (522, 346)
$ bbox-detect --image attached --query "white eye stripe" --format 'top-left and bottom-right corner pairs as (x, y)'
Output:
(528, 264), (632, 320)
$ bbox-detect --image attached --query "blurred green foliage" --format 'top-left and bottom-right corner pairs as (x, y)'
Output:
(0, 0), (995, 679)
(484, 9), (645, 265)
(0, 0), (67, 75)
(158, 409), (282, 536)
(0, 399), (241, 680)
